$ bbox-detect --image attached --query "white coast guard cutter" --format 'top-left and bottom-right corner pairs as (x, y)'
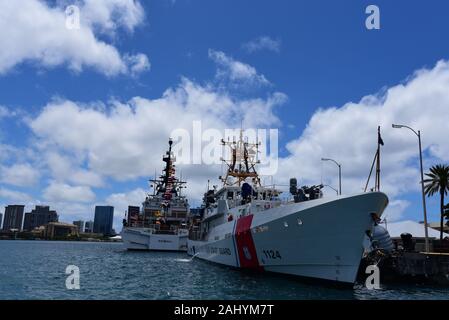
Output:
(187, 131), (388, 285)
(121, 139), (190, 251)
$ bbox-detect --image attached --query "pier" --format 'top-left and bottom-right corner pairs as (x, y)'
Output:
(360, 234), (449, 285)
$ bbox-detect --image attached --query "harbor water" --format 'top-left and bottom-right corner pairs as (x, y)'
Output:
(1, 240), (448, 300)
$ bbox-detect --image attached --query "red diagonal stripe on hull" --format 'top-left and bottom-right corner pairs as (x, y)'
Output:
(235, 215), (262, 269)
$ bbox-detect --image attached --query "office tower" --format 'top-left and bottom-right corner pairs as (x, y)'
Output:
(2, 205), (25, 231)
(93, 206), (114, 235)
(23, 206), (58, 231)
(84, 220), (94, 233)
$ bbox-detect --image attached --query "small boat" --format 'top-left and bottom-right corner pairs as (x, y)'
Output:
(121, 139), (190, 251)
(187, 131), (389, 285)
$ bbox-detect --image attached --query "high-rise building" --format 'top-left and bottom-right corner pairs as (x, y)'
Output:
(23, 206), (58, 231)
(0, 213), (3, 229)
(84, 220), (94, 233)
(127, 205), (140, 225)
(2, 205), (25, 231)
(93, 206), (114, 235)
(73, 220), (85, 233)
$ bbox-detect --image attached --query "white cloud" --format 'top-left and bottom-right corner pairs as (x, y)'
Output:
(0, 106), (12, 118)
(105, 188), (146, 215)
(45, 152), (104, 187)
(23, 51), (449, 226)
(0, 0), (149, 76)
(208, 49), (270, 87)
(125, 53), (151, 76)
(0, 163), (40, 187)
(0, 145), (22, 163)
(29, 78), (284, 183)
(105, 188), (148, 230)
(79, 0), (145, 35)
(0, 188), (32, 202)
(36, 201), (95, 224)
(277, 60), (449, 207)
(43, 182), (96, 203)
(382, 199), (410, 222)
(242, 36), (281, 53)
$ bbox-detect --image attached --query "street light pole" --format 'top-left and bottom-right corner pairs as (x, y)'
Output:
(417, 130), (430, 253)
(392, 124), (430, 253)
(321, 158), (342, 195)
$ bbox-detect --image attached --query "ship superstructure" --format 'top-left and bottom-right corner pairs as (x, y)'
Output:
(122, 139), (190, 251)
(188, 130), (388, 285)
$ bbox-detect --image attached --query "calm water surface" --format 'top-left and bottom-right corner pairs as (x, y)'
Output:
(0, 240), (448, 300)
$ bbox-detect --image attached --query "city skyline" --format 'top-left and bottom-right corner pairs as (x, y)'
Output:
(0, 204), (114, 236)
(1, 1), (449, 232)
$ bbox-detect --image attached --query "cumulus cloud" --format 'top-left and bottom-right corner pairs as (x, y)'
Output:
(0, 188), (33, 203)
(0, 163), (40, 187)
(242, 36), (281, 53)
(78, 0), (145, 34)
(125, 53), (151, 76)
(23, 53), (449, 227)
(382, 199), (411, 222)
(0, 145), (22, 163)
(208, 49), (270, 87)
(0, 0), (149, 76)
(29, 78), (284, 185)
(278, 60), (449, 206)
(0, 106), (13, 118)
(43, 182), (96, 203)
(106, 188), (146, 212)
(45, 152), (104, 187)
(105, 188), (146, 223)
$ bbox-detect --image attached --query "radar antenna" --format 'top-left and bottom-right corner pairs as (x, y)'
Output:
(220, 129), (261, 187)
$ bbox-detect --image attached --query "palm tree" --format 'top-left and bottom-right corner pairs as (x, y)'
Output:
(424, 164), (449, 241)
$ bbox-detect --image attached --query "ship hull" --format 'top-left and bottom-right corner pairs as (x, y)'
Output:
(122, 227), (188, 251)
(188, 192), (388, 285)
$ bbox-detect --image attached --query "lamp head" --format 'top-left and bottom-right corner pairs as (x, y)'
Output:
(392, 124), (403, 129)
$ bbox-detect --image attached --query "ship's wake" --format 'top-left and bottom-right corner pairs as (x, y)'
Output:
(175, 253), (199, 262)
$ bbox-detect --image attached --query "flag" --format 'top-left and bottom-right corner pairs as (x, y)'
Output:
(378, 130), (384, 146)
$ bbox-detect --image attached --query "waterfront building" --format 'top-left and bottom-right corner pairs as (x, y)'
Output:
(44, 222), (79, 239)
(31, 226), (46, 238)
(23, 206), (58, 231)
(2, 205), (25, 231)
(93, 206), (114, 235)
(84, 220), (94, 233)
(0, 213), (3, 229)
(73, 220), (85, 233)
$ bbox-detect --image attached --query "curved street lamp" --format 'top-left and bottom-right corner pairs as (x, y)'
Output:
(321, 158), (342, 195)
(392, 124), (429, 253)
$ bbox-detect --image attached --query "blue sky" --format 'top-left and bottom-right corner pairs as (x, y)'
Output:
(1, 0), (449, 231)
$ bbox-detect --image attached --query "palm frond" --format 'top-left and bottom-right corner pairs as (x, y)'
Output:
(424, 164), (449, 198)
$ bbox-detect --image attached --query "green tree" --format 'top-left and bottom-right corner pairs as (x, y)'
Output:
(424, 164), (449, 241)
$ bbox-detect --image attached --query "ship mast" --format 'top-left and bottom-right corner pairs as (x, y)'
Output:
(220, 129), (261, 187)
(149, 139), (187, 200)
